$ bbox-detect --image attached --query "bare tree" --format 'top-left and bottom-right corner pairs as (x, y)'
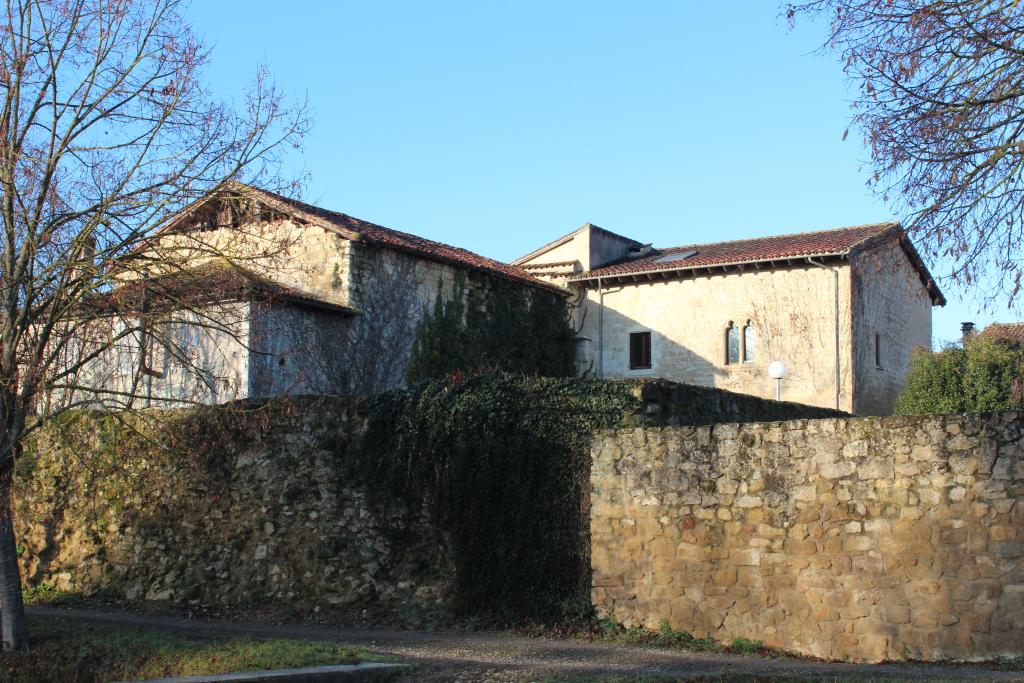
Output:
(787, 1), (1024, 303)
(0, 0), (306, 649)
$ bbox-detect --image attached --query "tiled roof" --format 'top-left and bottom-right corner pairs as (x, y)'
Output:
(568, 222), (945, 305)
(980, 322), (1024, 344)
(92, 262), (358, 316)
(572, 223), (900, 278)
(161, 184), (565, 296)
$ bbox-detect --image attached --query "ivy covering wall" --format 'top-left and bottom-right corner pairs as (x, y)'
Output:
(356, 374), (638, 617)
(405, 275), (576, 384)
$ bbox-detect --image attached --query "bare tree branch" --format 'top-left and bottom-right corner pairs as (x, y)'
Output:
(0, 0), (308, 649)
(788, 0), (1024, 304)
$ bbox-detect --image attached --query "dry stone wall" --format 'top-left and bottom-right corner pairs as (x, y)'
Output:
(15, 398), (447, 607)
(591, 412), (1024, 662)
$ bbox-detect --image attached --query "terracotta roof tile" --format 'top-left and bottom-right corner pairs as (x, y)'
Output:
(980, 322), (1024, 344)
(571, 223), (901, 278)
(568, 222), (945, 305)
(522, 260), (579, 270)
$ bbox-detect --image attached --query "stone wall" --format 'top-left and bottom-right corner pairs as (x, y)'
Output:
(851, 241), (933, 416)
(16, 377), (837, 613)
(15, 398), (447, 606)
(629, 379), (846, 427)
(591, 412), (1024, 662)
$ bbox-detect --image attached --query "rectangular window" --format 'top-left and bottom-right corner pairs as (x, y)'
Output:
(874, 333), (882, 369)
(629, 331), (651, 369)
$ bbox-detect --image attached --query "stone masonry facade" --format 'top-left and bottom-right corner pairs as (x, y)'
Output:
(591, 412), (1024, 662)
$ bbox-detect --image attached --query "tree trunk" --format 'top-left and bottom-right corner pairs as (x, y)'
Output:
(0, 474), (28, 650)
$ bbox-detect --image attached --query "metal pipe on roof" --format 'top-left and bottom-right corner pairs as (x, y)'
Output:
(597, 276), (604, 379)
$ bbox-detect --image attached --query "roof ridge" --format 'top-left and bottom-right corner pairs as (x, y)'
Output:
(652, 221), (900, 254)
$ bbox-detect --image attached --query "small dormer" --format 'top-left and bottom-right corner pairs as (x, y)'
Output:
(513, 224), (644, 283)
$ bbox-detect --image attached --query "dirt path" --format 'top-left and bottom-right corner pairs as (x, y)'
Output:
(28, 606), (1023, 681)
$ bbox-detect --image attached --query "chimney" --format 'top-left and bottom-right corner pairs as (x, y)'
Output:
(961, 321), (976, 346)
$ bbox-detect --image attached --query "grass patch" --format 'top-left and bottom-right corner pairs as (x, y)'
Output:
(576, 619), (784, 657)
(0, 617), (382, 682)
(994, 654), (1024, 670)
(21, 583), (77, 605)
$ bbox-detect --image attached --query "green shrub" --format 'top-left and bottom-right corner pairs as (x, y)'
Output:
(895, 336), (1024, 415)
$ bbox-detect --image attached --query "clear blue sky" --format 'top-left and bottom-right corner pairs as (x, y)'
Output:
(188, 1), (1010, 346)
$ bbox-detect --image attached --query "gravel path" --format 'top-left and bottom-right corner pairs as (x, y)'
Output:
(28, 606), (1023, 681)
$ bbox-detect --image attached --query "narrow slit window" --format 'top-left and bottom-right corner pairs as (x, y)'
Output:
(629, 331), (651, 369)
(742, 321), (756, 363)
(875, 333), (882, 369)
(726, 323), (740, 365)
(140, 323), (166, 378)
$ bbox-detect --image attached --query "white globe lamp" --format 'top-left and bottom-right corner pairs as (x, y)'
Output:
(768, 360), (788, 401)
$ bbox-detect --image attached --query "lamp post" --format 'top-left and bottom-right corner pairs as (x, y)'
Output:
(768, 360), (788, 401)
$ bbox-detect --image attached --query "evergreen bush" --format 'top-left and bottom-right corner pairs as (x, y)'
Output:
(895, 336), (1024, 415)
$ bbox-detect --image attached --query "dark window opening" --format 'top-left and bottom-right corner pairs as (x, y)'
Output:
(875, 333), (882, 369)
(140, 323), (166, 378)
(726, 323), (740, 365)
(629, 332), (651, 369)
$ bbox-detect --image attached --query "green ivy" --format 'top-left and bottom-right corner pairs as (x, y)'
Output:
(355, 373), (639, 618)
(405, 273), (576, 384)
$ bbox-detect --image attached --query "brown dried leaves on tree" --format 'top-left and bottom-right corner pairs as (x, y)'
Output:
(788, 0), (1024, 303)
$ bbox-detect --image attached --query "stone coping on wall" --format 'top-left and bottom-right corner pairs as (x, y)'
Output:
(625, 379), (849, 428)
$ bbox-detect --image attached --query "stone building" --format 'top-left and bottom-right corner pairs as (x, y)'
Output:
(66, 183), (563, 408)
(514, 222), (945, 415)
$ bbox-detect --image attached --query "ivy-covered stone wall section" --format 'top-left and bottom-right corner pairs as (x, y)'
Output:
(591, 411), (1024, 663)
(14, 375), (852, 617)
(15, 398), (446, 607)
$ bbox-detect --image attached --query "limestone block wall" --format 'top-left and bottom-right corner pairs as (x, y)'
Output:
(133, 219), (355, 308)
(574, 264), (856, 412)
(17, 378), (842, 613)
(851, 241), (934, 416)
(591, 412), (1024, 662)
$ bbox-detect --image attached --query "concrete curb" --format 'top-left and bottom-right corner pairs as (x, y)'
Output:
(115, 662), (405, 683)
